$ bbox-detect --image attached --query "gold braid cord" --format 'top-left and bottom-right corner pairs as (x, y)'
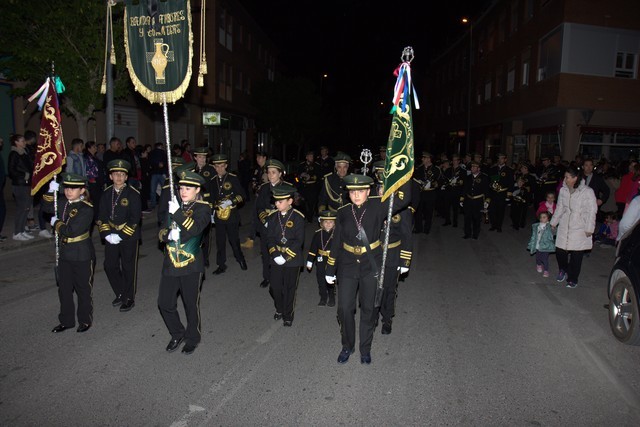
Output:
(197, 0), (207, 87)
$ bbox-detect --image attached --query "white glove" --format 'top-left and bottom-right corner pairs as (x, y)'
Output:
(168, 228), (181, 241)
(264, 221), (268, 228)
(50, 215), (58, 226)
(110, 234), (122, 244)
(451, 177), (457, 184)
(211, 214), (215, 224)
(459, 201), (464, 208)
(220, 200), (233, 208)
(306, 261), (313, 270)
(48, 181), (60, 192)
(104, 233), (120, 245)
(398, 266), (409, 274)
(483, 201), (489, 209)
(274, 255), (286, 265)
(423, 181), (431, 190)
(168, 196), (180, 214)
(325, 275), (337, 285)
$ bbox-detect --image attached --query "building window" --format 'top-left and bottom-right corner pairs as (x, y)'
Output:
(239, 24), (243, 45)
(507, 59), (516, 92)
(496, 67), (504, 97)
(484, 79), (492, 101)
(218, 61), (226, 101)
(218, 9), (233, 51)
(226, 64), (233, 101)
(525, 0), (534, 22)
(247, 33), (252, 51)
(498, 12), (506, 43)
(521, 48), (531, 86)
(476, 84), (482, 105)
(236, 70), (243, 91)
(615, 52), (637, 78)
(510, 0), (519, 34)
(537, 26), (563, 82)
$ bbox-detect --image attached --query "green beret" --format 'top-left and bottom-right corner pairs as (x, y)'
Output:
(343, 173), (373, 190)
(107, 159), (131, 173)
(334, 152), (351, 164)
(318, 210), (337, 221)
(192, 146), (210, 156)
(271, 183), (296, 200)
(174, 161), (195, 177)
(211, 154), (228, 164)
(266, 159), (285, 171)
(171, 156), (185, 167)
(61, 172), (87, 188)
(178, 170), (206, 187)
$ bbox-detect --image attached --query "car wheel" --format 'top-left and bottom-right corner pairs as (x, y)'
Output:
(609, 277), (640, 345)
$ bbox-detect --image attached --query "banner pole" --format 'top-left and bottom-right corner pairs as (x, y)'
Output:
(375, 191), (393, 308)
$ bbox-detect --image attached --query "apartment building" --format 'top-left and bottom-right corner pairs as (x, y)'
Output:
(424, 0), (640, 163)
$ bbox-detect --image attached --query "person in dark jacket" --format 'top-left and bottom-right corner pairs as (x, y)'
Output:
(582, 158), (610, 224)
(158, 171), (211, 355)
(7, 134), (34, 241)
(44, 173), (96, 333)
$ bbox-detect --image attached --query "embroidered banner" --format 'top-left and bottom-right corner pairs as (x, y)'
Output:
(124, 0), (193, 103)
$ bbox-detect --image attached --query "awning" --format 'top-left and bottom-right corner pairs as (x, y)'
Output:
(526, 125), (561, 135)
(579, 125), (640, 136)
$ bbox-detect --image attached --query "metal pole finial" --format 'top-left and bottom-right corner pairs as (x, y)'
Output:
(401, 46), (414, 63)
(360, 148), (372, 175)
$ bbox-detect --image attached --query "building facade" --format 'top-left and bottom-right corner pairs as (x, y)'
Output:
(425, 0), (640, 163)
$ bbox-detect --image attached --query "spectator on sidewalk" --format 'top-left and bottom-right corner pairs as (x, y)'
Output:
(7, 134), (34, 241)
(550, 166), (597, 289)
(0, 137), (6, 242)
(594, 212), (619, 247)
(66, 138), (86, 176)
(84, 141), (106, 234)
(24, 130), (38, 231)
(614, 160), (639, 218)
(148, 142), (167, 210)
(527, 211), (556, 278)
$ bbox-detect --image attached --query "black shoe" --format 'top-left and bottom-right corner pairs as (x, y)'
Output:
(213, 265), (227, 275)
(463, 235), (471, 239)
(260, 279), (269, 288)
(76, 323), (91, 333)
(473, 235), (479, 240)
(442, 221), (451, 226)
(51, 324), (72, 333)
(423, 230), (430, 235)
(337, 348), (355, 364)
(318, 298), (327, 306)
(283, 320), (292, 327)
(182, 343), (197, 355)
(239, 260), (248, 270)
(166, 337), (184, 352)
(120, 300), (135, 312)
(489, 227), (496, 231)
(274, 312), (282, 320)
(381, 323), (392, 335)
(327, 294), (336, 307)
(453, 223), (458, 228)
(360, 353), (372, 365)
(496, 228), (502, 233)
(112, 295), (122, 307)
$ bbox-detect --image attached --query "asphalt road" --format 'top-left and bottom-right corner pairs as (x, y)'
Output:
(1, 205), (640, 426)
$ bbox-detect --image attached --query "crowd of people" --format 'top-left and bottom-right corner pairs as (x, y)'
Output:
(2, 135), (640, 363)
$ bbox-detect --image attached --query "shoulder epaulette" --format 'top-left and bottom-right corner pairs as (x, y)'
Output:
(228, 172), (237, 177)
(104, 184), (113, 191)
(283, 180), (293, 186)
(315, 228), (322, 233)
(129, 186), (140, 195)
(82, 200), (94, 208)
(293, 208), (305, 218)
(196, 200), (210, 205)
(370, 195), (382, 200)
(258, 182), (270, 190)
(337, 203), (351, 211)
(324, 172), (333, 178)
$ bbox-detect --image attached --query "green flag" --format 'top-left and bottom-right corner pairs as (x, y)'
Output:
(124, 0), (193, 104)
(382, 58), (418, 201)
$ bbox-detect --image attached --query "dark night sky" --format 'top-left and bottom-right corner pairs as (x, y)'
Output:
(238, 1), (489, 90)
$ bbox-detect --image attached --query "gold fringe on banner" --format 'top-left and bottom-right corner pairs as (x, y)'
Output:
(100, 75), (107, 94)
(109, 4), (116, 65)
(100, 1), (111, 95)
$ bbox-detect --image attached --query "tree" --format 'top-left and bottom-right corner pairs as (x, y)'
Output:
(0, 0), (129, 141)
(252, 76), (322, 160)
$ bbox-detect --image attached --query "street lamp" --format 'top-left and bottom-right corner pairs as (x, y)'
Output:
(462, 17), (473, 155)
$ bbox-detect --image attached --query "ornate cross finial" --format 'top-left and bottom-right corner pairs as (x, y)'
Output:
(360, 149), (372, 176)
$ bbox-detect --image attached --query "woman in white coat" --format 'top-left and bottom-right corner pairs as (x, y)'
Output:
(550, 166), (597, 288)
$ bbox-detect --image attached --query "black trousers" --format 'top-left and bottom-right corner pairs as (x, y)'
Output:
(379, 264), (399, 324)
(510, 201), (529, 229)
(555, 248), (586, 283)
(314, 262), (334, 300)
(260, 231), (270, 281)
(443, 191), (461, 225)
(158, 272), (202, 346)
(416, 191), (437, 233)
(464, 199), (483, 238)
(489, 192), (507, 229)
(58, 259), (95, 327)
(270, 265), (301, 321)
(337, 271), (377, 355)
(215, 219), (244, 267)
(201, 223), (212, 267)
(104, 238), (139, 301)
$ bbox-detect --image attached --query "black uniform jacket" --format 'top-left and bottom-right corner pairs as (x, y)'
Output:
(384, 206), (413, 268)
(44, 194), (96, 262)
(488, 164), (515, 198)
(211, 172), (246, 222)
(255, 180), (292, 228)
(266, 208), (306, 268)
(194, 164), (216, 203)
(159, 200), (211, 276)
(306, 228), (335, 268)
(326, 183), (410, 278)
(318, 173), (347, 212)
(97, 184), (142, 241)
(443, 166), (465, 195)
(462, 172), (491, 204)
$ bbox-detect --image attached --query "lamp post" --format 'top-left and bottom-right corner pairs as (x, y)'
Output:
(462, 17), (472, 155)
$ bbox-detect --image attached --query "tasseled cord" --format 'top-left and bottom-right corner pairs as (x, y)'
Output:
(198, 0), (207, 87)
(100, 1), (116, 94)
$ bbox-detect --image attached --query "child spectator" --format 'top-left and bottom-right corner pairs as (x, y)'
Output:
(536, 191), (557, 219)
(527, 211), (556, 277)
(306, 210), (336, 306)
(594, 212), (619, 246)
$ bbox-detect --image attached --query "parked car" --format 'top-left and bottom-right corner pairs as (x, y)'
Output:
(607, 218), (640, 345)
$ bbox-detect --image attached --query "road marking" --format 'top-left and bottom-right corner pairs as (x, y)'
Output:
(256, 320), (282, 344)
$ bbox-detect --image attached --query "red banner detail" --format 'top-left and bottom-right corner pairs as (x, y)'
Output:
(31, 80), (66, 195)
